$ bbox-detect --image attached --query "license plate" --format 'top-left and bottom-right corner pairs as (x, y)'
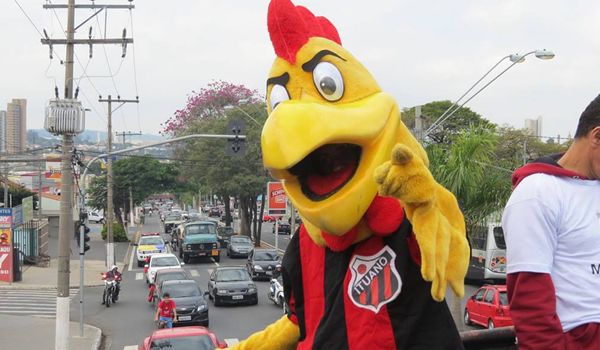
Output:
(212, 250), (219, 256)
(198, 252), (206, 256)
(232, 295), (243, 300)
(178, 316), (191, 321)
(266, 271), (273, 276)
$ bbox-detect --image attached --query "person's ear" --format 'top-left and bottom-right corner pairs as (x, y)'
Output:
(592, 127), (600, 146)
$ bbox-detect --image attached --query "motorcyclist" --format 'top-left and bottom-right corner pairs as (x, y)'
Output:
(105, 265), (122, 301)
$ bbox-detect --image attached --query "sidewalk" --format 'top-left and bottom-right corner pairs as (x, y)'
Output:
(2, 314), (102, 350)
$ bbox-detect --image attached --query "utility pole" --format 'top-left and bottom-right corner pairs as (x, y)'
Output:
(41, 3), (134, 345)
(98, 96), (139, 267)
(129, 187), (134, 228)
(116, 131), (142, 150)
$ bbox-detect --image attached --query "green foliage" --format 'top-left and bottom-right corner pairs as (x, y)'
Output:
(6, 185), (35, 207)
(101, 222), (129, 242)
(403, 101), (495, 144)
(88, 155), (185, 212)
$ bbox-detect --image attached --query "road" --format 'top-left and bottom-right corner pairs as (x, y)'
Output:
(78, 216), (284, 349)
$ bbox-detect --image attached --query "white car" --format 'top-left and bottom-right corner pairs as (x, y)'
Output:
(145, 253), (184, 284)
(135, 234), (167, 267)
(87, 211), (105, 224)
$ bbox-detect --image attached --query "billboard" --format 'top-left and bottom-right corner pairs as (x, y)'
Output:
(0, 209), (13, 282)
(267, 182), (288, 217)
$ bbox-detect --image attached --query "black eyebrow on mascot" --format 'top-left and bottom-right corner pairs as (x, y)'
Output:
(225, 0), (470, 349)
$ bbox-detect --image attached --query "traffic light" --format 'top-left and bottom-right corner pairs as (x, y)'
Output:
(227, 119), (246, 156)
(75, 221), (91, 253)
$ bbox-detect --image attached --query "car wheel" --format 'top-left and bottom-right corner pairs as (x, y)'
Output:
(183, 254), (189, 264)
(213, 295), (221, 307)
(137, 260), (143, 268)
(464, 309), (472, 326)
(214, 255), (220, 263)
(488, 319), (495, 330)
(226, 250), (230, 257)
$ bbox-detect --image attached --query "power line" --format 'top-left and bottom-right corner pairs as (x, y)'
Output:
(14, 0), (44, 37)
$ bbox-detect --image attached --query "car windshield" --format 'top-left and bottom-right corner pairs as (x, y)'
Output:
(140, 237), (163, 245)
(166, 214), (181, 221)
(150, 335), (215, 350)
(163, 283), (201, 298)
(499, 291), (508, 305)
(223, 227), (234, 234)
(156, 272), (187, 284)
(152, 257), (179, 267)
(216, 269), (250, 282)
(186, 224), (216, 235)
(230, 237), (252, 244)
(254, 251), (278, 261)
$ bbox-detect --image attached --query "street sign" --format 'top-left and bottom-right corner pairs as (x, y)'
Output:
(267, 182), (287, 217)
(0, 209), (13, 282)
(22, 196), (33, 223)
(12, 205), (23, 227)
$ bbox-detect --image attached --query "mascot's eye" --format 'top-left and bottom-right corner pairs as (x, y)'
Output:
(269, 84), (290, 111)
(313, 62), (344, 101)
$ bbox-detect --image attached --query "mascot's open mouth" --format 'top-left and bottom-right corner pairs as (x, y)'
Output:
(289, 144), (361, 201)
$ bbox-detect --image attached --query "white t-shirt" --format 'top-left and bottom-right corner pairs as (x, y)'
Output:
(502, 173), (600, 332)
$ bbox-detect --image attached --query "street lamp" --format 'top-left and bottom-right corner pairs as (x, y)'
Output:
(424, 49), (555, 138)
(223, 104), (263, 127)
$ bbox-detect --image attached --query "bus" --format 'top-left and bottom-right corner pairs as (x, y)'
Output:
(466, 222), (507, 282)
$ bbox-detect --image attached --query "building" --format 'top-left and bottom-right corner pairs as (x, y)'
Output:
(0, 111), (6, 153)
(524, 116), (542, 137)
(6, 99), (27, 153)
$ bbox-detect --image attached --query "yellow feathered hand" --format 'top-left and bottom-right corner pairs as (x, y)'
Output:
(224, 315), (299, 350)
(374, 143), (469, 301)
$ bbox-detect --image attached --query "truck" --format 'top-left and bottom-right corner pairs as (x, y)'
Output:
(178, 221), (220, 263)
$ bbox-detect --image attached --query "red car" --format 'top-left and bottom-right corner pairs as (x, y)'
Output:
(141, 232), (161, 237)
(262, 215), (276, 222)
(464, 284), (512, 329)
(139, 326), (227, 350)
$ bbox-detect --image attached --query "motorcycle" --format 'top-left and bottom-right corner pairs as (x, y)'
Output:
(101, 272), (121, 307)
(268, 265), (288, 314)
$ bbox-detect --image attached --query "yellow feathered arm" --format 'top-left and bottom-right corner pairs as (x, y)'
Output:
(225, 315), (300, 350)
(374, 143), (469, 301)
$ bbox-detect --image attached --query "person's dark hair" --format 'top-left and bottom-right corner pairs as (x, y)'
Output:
(163, 292), (170, 298)
(575, 93), (600, 138)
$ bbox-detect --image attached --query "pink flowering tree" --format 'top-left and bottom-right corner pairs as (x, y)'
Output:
(162, 81), (261, 137)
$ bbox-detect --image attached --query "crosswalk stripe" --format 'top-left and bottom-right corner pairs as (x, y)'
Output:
(123, 346), (137, 350)
(136, 272), (144, 280)
(0, 289), (78, 318)
(190, 269), (199, 277)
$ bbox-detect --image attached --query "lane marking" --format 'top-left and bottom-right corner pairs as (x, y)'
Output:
(136, 273), (143, 281)
(212, 258), (220, 267)
(123, 346), (138, 350)
(190, 269), (199, 277)
(260, 241), (285, 255)
(225, 339), (240, 346)
(128, 244), (136, 272)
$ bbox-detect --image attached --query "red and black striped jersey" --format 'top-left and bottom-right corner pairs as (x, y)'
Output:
(282, 217), (463, 350)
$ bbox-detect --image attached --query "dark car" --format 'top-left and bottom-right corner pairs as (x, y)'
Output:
(139, 326), (227, 350)
(217, 226), (235, 248)
(158, 280), (209, 327)
(207, 266), (258, 306)
(247, 249), (280, 280)
(209, 207), (221, 218)
(227, 235), (254, 258)
(151, 268), (192, 304)
(273, 222), (291, 235)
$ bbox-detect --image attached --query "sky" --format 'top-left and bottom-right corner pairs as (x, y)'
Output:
(3, 0), (600, 140)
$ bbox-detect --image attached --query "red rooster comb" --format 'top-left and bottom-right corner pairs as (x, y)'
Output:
(268, 0), (342, 64)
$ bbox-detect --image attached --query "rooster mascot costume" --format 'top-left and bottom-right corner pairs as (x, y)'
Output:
(228, 1), (470, 349)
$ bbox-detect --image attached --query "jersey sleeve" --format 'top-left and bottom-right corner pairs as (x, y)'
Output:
(502, 176), (558, 274)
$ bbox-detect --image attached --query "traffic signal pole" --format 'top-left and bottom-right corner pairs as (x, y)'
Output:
(78, 219), (85, 336)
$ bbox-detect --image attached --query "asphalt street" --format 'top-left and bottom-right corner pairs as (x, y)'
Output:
(78, 215), (284, 350)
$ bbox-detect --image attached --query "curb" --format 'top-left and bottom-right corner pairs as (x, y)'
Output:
(87, 323), (103, 350)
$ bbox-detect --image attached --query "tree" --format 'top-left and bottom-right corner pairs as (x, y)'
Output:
(165, 81), (268, 244)
(87, 155), (184, 227)
(402, 101), (495, 144)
